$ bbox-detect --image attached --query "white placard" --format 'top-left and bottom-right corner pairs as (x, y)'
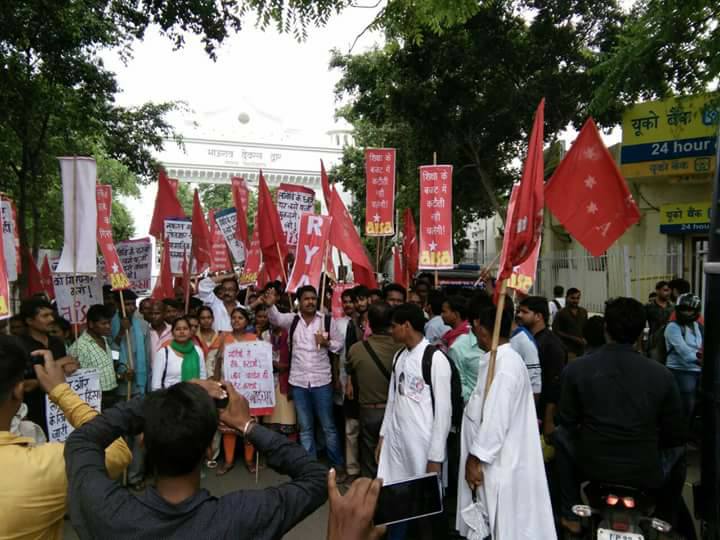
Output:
(54, 273), (103, 324)
(223, 340), (275, 416)
(214, 207), (246, 264)
(1, 200), (18, 281)
(115, 238), (152, 292)
(163, 218), (195, 274)
(276, 186), (315, 252)
(46, 369), (101, 442)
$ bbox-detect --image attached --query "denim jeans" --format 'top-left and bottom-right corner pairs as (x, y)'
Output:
(669, 369), (700, 419)
(291, 383), (345, 467)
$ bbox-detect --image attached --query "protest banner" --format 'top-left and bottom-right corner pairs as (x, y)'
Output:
(54, 273), (103, 324)
(286, 214), (332, 293)
(276, 183), (315, 253)
(331, 282), (355, 319)
(164, 218), (196, 274)
(507, 241), (541, 294)
(115, 238), (152, 292)
(45, 369), (101, 442)
(209, 210), (233, 272)
(239, 216), (261, 286)
(418, 165), (454, 270)
(0, 196), (20, 281)
(364, 148), (396, 236)
(96, 185), (131, 290)
(223, 340), (275, 416)
(214, 207), (245, 264)
(0, 208), (11, 319)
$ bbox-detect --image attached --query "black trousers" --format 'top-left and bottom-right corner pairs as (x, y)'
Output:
(358, 406), (385, 478)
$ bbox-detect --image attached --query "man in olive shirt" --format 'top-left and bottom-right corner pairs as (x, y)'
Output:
(346, 302), (402, 478)
(553, 288), (588, 360)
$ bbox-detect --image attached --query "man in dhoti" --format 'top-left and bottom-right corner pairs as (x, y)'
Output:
(457, 301), (555, 539)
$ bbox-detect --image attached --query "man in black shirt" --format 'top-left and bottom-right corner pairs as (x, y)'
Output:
(555, 297), (686, 535)
(18, 298), (77, 435)
(65, 379), (328, 540)
(517, 296), (567, 435)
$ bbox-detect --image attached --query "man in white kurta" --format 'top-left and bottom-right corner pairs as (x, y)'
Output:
(458, 308), (555, 540)
(377, 304), (452, 485)
(196, 275), (243, 331)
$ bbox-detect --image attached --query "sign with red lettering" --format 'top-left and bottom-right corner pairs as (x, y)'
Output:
(0, 205), (11, 319)
(276, 184), (316, 253)
(223, 340), (275, 416)
(0, 195), (20, 282)
(208, 210), (232, 272)
(508, 241), (541, 294)
(286, 214), (332, 293)
(364, 148), (396, 236)
(96, 185), (130, 290)
(418, 165), (454, 269)
(331, 282), (355, 319)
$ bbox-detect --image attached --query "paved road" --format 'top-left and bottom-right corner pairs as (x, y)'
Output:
(63, 462), (329, 539)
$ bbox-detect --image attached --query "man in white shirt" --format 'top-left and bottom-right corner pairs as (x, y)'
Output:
(196, 275), (243, 331)
(147, 300), (172, 368)
(548, 285), (566, 324)
(377, 303), (452, 540)
(458, 303), (555, 539)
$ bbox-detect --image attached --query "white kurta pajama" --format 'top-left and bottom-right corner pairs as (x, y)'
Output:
(457, 344), (556, 540)
(377, 338), (452, 483)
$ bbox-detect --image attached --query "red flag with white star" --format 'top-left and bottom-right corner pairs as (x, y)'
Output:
(545, 118), (640, 256)
(96, 185), (131, 290)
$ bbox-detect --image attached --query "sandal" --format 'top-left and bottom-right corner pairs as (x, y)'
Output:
(246, 461), (257, 474)
(216, 462), (234, 476)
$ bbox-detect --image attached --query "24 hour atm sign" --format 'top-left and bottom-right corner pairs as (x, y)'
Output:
(621, 94), (719, 169)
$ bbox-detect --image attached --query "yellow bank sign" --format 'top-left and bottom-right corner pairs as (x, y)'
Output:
(621, 93), (719, 178)
(659, 202), (711, 234)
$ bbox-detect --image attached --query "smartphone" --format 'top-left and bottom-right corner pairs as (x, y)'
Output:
(373, 472), (443, 527)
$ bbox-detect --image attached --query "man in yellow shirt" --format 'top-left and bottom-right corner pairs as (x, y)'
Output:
(0, 337), (131, 539)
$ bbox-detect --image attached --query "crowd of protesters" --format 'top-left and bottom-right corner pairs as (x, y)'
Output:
(0, 270), (705, 539)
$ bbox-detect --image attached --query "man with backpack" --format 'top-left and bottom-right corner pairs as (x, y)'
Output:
(264, 285), (348, 481)
(665, 293), (704, 418)
(377, 304), (462, 540)
(346, 302), (402, 478)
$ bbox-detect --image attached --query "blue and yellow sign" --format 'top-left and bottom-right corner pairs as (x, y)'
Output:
(659, 202), (711, 234)
(621, 93), (719, 177)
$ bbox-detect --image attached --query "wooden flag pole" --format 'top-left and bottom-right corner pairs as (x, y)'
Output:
(472, 252), (501, 288)
(482, 279), (507, 412)
(375, 239), (380, 273)
(275, 242), (293, 308)
(71, 156), (79, 341)
(118, 289), (135, 402)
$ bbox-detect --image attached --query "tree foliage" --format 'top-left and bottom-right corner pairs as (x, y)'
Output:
(331, 0), (623, 259)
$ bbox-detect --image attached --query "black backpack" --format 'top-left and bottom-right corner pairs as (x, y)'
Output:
(393, 344), (465, 428)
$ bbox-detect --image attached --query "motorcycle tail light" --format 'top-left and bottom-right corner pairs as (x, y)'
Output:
(606, 494), (619, 506)
(611, 520), (630, 532)
(622, 497), (635, 509)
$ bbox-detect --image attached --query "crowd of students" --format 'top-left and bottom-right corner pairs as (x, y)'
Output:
(0, 271), (705, 539)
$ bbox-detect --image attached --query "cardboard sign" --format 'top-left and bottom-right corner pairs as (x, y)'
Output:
(418, 165), (454, 270)
(223, 340), (275, 416)
(276, 184), (315, 253)
(214, 207), (246, 264)
(0, 197), (20, 281)
(46, 369), (101, 442)
(164, 218), (195, 274)
(54, 273), (103, 324)
(365, 148), (396, 236)
(115, 238), (152, 292)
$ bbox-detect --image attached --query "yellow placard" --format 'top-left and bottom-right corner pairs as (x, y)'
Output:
(621, 155), (715, 179)
(622, 93), (719, 146)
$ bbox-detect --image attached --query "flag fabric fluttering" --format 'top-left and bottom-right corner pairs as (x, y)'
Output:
(56, 157), (97, 274)
(24, 249), (45, 298)
(320, 159), (333, 212)
(149, 169), (186, 239)
(231, 176), (250, 249)
(40, 256), (55, 300)
(328, 188), (377, 288)
(545, 118), (641, 256)
(151, 238), (175, 301)
(393, 246), (407, 289)
(497, 99), (545, 282)
(402, 208), (418, 283)
(257, 171), (289, 282)
(96, 185), (131, 291)
(191, 189), (212, 271)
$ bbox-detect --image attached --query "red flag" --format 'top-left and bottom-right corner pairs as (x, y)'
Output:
(328, 188), (377, 288)
(320, 160), (333, 212)
(209, 210), (233, 272)
(40, 256), (55, 300)
(545, 118), (641, 256)
(365, 148), (396, 236)
(96, 185), (131, 290)
(181, 248), (192, 309)
(418, 165), (454, 269)
(240, 214), (262, 286)
(498, 99), (545, 281)
(149, 169), (186, 238)
(257, 171), (289, 281)
(331, 283), (355, 318)
(231, 176), (250, 248)
(393, 247), (407, 289)
(286, 215), (333, 292)
(23, 249), (45, 298)
(402, 208), (418, 281)
(191, 189), (212, 271)
(151, 240), (175, 300)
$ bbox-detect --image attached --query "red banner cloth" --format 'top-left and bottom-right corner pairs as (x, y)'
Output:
(0, 217), (10, 318)
(320, 160), (333, 212)
(402, 208), (418, 282)
(545, 118), (641, 256)
(364, 148), (396, 237)
(498, 99), (545, 282)
(331, 282), (356, 319)
(151, 239), (175, 301)
(40, 255), (55, 300)
(191, 189), (212, 272)
(231, 176), (250, 248)
(149, 169), (186, 238)
(23, 249), (45, 299)
(328, 189), (377, 288)
(277, 183), (315, 252)
(209, 210), (233, 272)
(257, 172), (289, 282)
(240, 213), (262, 286)
(393, 247), (407, 289)
(286, 214), (332, 293)
(418, 165), (454, 270)
(96, 185), (130, 291)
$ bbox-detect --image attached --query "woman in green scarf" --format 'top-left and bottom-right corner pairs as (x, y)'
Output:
(152, 317), (207, 390)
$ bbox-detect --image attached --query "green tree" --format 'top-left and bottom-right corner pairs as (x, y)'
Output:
(331, 0), (622, 260)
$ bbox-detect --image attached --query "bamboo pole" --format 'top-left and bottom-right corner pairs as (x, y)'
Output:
(118, 289), (135, 402)
(482, 280), (507, 414)
(472, 252), (502, 288)
(71, 156), (79, 341)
